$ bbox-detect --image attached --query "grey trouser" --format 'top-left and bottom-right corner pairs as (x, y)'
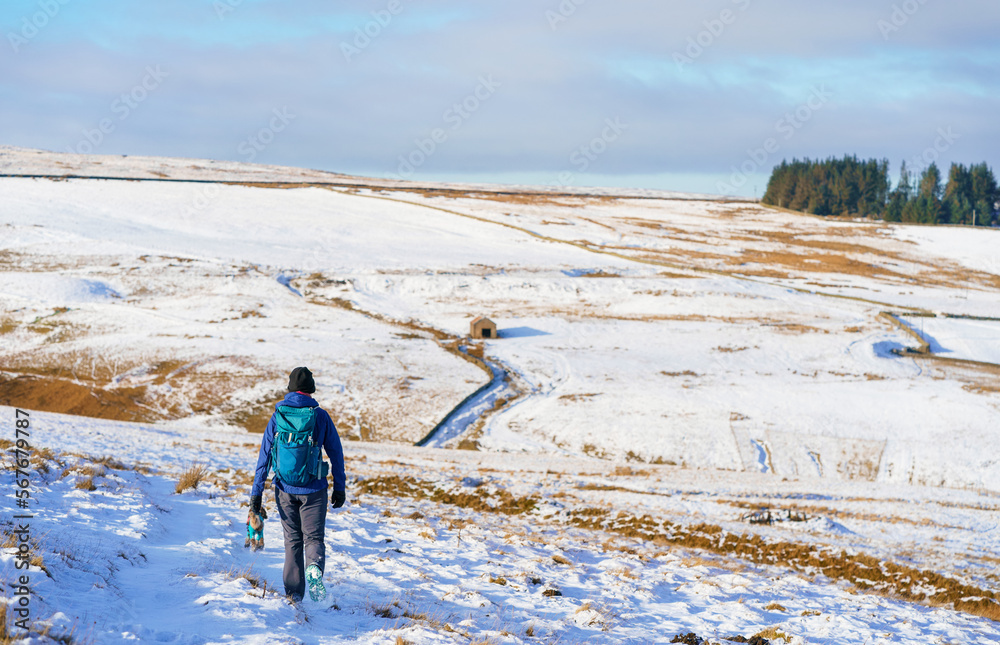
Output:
(275, 488), (327, 598)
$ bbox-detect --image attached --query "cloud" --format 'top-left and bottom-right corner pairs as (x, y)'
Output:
(1, 0), (998, 195)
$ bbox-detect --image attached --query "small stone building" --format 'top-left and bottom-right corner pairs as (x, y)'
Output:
(470, 316), (497, 339)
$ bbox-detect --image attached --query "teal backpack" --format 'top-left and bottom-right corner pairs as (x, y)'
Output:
(270, 406), (329, 487)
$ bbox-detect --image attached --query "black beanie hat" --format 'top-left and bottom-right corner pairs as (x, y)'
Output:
(287, 366), (316, 393)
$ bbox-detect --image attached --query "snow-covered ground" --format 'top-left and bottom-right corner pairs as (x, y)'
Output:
(897, 315), (1000, 363)
(1, 148), (999, 642)
(2, 171), (999, 490)
(2, 408), (999, 644)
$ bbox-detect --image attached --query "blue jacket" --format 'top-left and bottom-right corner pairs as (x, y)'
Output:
(251, 392), (346, 497)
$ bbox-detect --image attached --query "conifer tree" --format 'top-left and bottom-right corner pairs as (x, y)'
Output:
(761, 157), (993, 226)
(918, 163), (942, 200)
(969, 163), (999, 225)
(943, 164), (972, 225)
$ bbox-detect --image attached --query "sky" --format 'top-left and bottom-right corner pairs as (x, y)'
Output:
(1, 0), (998, 197)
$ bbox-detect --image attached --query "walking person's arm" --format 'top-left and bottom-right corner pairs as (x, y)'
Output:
(318, 410), (346, 507)
(249, 414), (277, 511)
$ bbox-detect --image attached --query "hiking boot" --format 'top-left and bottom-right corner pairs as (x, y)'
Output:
(305, 563), (326, 602)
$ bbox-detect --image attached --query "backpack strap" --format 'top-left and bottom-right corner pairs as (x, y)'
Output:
(274, 407), (295, 433)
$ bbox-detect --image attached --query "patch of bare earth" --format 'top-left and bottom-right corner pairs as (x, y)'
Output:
(0, 373), (156, 423)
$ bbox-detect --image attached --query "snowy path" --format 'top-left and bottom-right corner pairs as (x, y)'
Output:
(108, 479), (253, 644)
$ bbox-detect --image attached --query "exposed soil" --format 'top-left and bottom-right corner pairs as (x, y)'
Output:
(0, 373), (158, 423)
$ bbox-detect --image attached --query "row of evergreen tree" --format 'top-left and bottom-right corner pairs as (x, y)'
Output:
(761, 156), (999, 226)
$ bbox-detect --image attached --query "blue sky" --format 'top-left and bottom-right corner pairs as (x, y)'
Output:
(2, 0), (998, 196)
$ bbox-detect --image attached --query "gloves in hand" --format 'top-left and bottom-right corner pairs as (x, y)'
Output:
(250, 495), (262, 515)
(331, 489), (346, 509)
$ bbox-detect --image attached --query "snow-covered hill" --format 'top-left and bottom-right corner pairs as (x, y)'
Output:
(2, 148), (998, 490)
(1, 148), (999, 643)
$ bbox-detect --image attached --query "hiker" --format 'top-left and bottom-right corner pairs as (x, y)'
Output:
(249, 366), (346, 602)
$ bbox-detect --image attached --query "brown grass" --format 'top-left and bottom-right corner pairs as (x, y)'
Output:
(390, 185), (621, 208)
(355, 475), (539, 516)
(587, 210), (1000, 291)
(581, 443), (610, 459)
(369, 601), (399, 619)
(752, 626), (791, 642)
(92, 455), (128, 470)
(0, 603), (76, 644)
(0, 374), (156, 423)
(228, 390), (284, 434)
(766, 322), (829, 335)
(558, 393), (600, 402)
(226, 565), (266, 592)
(175, 464), (209, 494)
(0, 525), (48, 575)
(0, 344), (271, 429)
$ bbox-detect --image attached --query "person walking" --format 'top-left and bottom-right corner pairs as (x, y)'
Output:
(249, 366), (346, 602)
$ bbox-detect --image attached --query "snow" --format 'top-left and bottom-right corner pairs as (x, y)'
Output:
(0, 273), (121, 304)
(898, 315), (1000, 364)
(891, 225), (1000, 277)
(3, 408), (1000, 644)
(1, 148), (999, 643)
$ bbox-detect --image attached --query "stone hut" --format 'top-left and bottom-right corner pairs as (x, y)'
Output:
(470, 316), (497, 339)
